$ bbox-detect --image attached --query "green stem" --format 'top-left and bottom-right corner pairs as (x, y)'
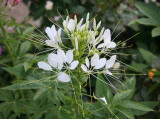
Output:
(0, 23), (15, 64)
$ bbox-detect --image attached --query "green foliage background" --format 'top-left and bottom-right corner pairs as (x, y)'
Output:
(0, 0), (160, 118)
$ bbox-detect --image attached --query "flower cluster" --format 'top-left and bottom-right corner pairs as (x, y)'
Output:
(38, 13), (118, 83)
(37, 13), (119, 104)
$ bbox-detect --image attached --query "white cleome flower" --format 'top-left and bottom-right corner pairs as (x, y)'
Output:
(48, 49), (79, 70)
(37, 49), (79, 82)
(105, 55), (117, 75)
(45, 24), (61, 48)
(97, 29), (116, 49)
(45, 1), (53, 10)
(81, 53), (106, 72)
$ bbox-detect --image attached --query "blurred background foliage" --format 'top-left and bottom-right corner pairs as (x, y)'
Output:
(0, 0), (160, 118)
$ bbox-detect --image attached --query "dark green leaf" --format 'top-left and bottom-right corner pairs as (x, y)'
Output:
(19, 41), (31, 55)
(152, 27), (160, 37)
(116, 106), (135, 119)
(96, 74), (113, 103)
(133, 101), (158, 115)
(138, 48), (156, 64)
(130, 18), (160, 26)
(135, 1), (160, 22)
(118, 100), (154, 112)
(113, 90), (132, 104)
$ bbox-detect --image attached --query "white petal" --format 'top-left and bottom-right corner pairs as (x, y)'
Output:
(75, 38), (78, 50)
(58, 28), (61, 36)
(58, 72), (70, 82)
(58, 63), (63, 70)
(103, 29), (111, 45)
(77, 18), (83, 30)
(106, 55), (116, 69)
(66, 50), (73, 64)
(95, 36), (103, 45)
(45, 27), (53, 40)
(67, 19), (75, 31)
(57, 49), (67, 62)
(98, 97), (107, 105)
(94, 58), (106, 69)
(48, 53), (58, 68)
(80, 24), (85, 30)
(38, 61), (52, 71)
(51, 25), (56, 34)
(91, 53), (99, 67)
(45, 40), (56, 47)
(81, 64), (88, 72)
(97, 43), (105, 49)
(85, 57), (90, 68)
(70, 60), (79, 70)
(105, 69), (112, 75)
(107, 42), (116, 49)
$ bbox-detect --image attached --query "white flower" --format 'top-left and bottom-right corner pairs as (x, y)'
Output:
(45, 25), (61, 48)
(45, 1), (53, 10)
(105, 55), (116, 75)
(81, 53), (106, 72)
(48, 49), (79, 70)
(37, 49), (79, 82)
(97, 29), (116, 49)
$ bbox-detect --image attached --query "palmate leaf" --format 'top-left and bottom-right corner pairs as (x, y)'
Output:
(117, 100), (154, 112)
(135, 1), (160, 22)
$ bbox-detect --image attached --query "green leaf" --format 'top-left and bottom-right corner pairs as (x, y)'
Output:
(119, 76), (136, 99)
(138, 48), (156, 64)
(2, 80), (50, 90)
(131, 63), (147, 72)
(34, 88), (48, 100)
(113, 90), (132, 104)
(133, 101), (158, 115)
(24, 62), (33, 72)
(118, 100), (154, 112)
(19, 41), (31, 55)
(116, 106), (135, 119)
(96, 74), (113, 103)
(135, 1), (160, 22)
(152, 27), (160, 37)
(2, 66), (25, 78)
(132, 18), (160, 26)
